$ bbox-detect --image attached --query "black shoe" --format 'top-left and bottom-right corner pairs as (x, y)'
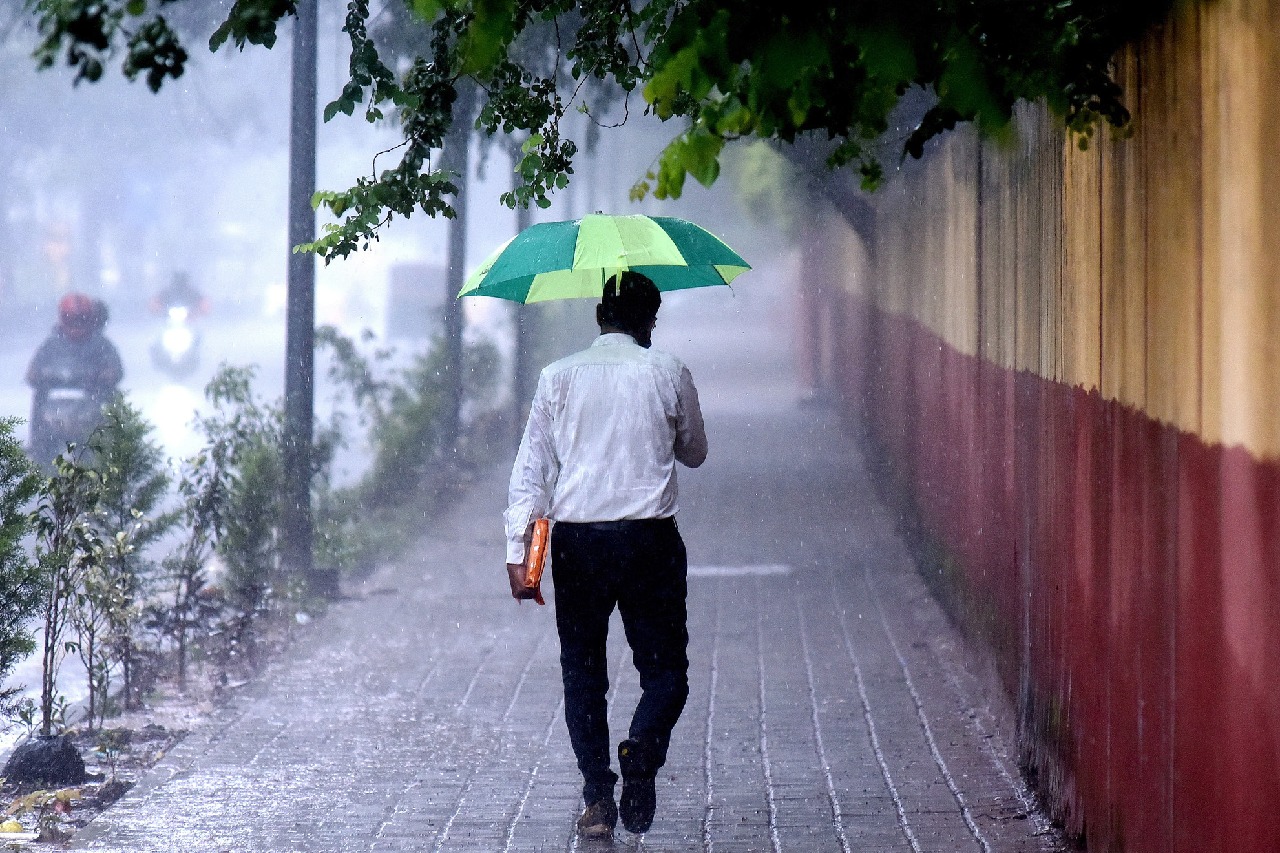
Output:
(618, 739), (657, 834)
(576, 796), (617, 838)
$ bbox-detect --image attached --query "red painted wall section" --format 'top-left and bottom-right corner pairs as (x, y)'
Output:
(842, 297), (1280, 851)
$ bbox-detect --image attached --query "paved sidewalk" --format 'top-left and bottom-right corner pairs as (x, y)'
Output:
(71, 280), (1064, 852)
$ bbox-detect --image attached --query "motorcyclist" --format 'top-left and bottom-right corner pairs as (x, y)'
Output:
(149, 272), (209, 317)
(148, 272), (205, 379)
(25, 293), (124, 464)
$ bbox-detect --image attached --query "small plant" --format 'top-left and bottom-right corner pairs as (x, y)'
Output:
(93, 729), (129, 782)
(69, 547), (127, 732)
(312, 327), (502, 566)
(198, 367), (283, 680)
(4, 787), (81, 842)
(47, 695), (71, 735)
(151, 366), (289, 688)
(364, 340), (451, 506)
(86, 396), (177, 711)
(152, 440), (227, 690)
(31, 452), (103, 737)
(11, 697), (37, 739)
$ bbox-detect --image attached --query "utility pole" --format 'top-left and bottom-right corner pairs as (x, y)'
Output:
(281, 0), (330, 596)
(441, 81), (475, 451)
(511, 146), (533, 448)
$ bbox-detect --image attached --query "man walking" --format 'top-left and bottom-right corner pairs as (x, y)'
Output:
(505, 271), (708, 837)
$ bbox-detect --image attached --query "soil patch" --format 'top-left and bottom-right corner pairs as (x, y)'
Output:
(0, 679), (234, 845)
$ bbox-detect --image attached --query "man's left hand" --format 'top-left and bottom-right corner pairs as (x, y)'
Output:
(507, 562), (539, 602)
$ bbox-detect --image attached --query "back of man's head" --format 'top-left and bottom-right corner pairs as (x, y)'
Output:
(598, 272), (660, 343)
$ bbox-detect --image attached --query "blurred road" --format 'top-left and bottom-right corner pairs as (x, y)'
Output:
(0, 306), (288, 462)
(64, 259), (1064, 851)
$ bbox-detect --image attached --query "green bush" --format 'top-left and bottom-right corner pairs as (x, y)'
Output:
(0, 418), (42, 718)
(315, 327), (502, 568)
(152, 392), (232, 689)
(186, 366), (284, 682)
(32, 453), (103, 736)
(81, 396), (178, 716)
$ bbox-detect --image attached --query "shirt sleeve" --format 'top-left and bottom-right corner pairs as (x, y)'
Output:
(674, 364), (708, 468)
(504, 370), (560, 564)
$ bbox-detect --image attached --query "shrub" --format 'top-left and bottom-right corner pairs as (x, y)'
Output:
(314, 327), (501, 567)
(149, 366), (284, 687)
(83, 396), (177, 714)
(0, 418), (42, 719)
(151, 424), (229, 689)
(31, 453), (103, 736)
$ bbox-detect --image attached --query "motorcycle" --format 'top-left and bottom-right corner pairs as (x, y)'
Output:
(28, 368), (107, 466)
(150, 305), (201, 379)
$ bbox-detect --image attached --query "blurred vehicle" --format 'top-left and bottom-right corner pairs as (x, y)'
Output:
(150, 303), (201, 379)
(149, 272), (207, 380)
(26, 293), (123, 465)
(149, 271), (210, 317)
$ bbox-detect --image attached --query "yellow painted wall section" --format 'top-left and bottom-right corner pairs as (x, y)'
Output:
(1060, 143), (1102, 392)
(1143, 10), (1203, 435)
(943, 141), (980, 358)
(980, 139), (1020, 373)
(861, 0), (1280, 460)
(1098, 50), (1148, 413)
(1200, 0), (1280, 455)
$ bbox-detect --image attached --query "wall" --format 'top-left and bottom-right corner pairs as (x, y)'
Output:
(827, 2), (1280, 849)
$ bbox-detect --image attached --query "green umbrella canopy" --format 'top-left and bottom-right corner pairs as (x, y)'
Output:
(458, 213), (751, 303)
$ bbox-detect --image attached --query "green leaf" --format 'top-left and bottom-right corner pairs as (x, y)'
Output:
(410, 0), (445, 22)
(756, 31), (825, 92)
(937, 36), (1008, 134)
(854, 27), (916, 84)
(32, 0), (1158, 262)
(644, 45), (701, 120)
(458, 0), (519, 75)
(679, 129), (723, 188)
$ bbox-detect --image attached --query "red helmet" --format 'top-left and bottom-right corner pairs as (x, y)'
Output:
(57, 293), (97, 340)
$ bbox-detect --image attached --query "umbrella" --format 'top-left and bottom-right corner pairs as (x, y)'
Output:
(458, 213), (750, 303)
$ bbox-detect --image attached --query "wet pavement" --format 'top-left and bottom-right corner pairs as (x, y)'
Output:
(68, 274), (1065, 852)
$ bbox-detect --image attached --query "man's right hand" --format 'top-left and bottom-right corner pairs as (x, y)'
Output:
(507, 562), (539, 602)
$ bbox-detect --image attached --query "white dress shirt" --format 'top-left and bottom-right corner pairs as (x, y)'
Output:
(505, 332), (708, 564)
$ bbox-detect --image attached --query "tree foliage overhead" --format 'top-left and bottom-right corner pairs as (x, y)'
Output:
(27, 0), (1172, 259)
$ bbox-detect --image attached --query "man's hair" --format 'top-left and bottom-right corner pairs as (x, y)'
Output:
(599, 271), (661, 335)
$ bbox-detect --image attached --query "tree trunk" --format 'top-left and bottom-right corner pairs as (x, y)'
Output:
(41, 593), (56, 738)
(84, 629), (96, 732)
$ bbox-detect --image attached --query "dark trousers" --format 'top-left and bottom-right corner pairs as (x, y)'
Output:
(551, 517), (690, 805)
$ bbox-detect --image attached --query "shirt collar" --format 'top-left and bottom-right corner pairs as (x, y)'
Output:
(592, 332), (639, 347)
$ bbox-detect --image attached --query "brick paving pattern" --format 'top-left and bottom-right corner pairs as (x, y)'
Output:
(70, 282), (1064, 852)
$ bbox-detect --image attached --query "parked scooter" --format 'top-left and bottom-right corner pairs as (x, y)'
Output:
(150, 304), (201, 379)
